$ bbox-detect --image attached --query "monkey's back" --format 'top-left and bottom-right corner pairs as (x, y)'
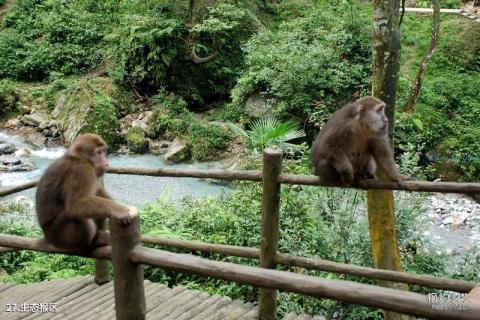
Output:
(36, 155), (94, 226)
(312, 103), (358, 159)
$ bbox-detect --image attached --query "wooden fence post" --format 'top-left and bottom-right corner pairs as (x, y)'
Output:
(110, 216), (146, 320)
(259, 148), (282, 320)
(94, 218), (109, 284)
(95, 178), (110, 284)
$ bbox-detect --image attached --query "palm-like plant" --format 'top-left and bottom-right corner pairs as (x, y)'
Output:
(228, 118), (305, 154)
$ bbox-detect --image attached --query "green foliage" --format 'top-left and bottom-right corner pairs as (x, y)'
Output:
(112, 17), (186, 89)
(231, 7), (372, 123)
(416, 0), (462, 9)
(397, 14), (480, 181)
(0, 217), (93, 284)
(138, 154), (462, 318)
(112, 1), (260, 109)
(148, 93), (191, 139)
(0, 0), (105, 80)
(83, 90), (120, 146)
(148, 90), (232, 160)
(126, 127), (149, 154)
(0, 79), (18, 113)
(228, 118), (305, 154)
(188, 122), (231, 160)
(43, 77), (70, 109)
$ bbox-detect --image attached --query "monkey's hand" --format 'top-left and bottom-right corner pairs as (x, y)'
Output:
(127, 206), (138, 218)
(116, 206), (138, 226)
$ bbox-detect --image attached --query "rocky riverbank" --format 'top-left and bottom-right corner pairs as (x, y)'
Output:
(423, 193), (480, 255)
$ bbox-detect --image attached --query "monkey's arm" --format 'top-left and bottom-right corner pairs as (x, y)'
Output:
(61, 164), (132, 224)
(371, 138), (403, 182)
(96, 186), (112, 199)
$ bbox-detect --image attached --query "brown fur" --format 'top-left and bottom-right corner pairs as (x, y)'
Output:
(36, 133), (133, 250)
(311, 96), (407, 186)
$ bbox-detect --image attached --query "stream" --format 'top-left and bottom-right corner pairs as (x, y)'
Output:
(0, 131), (230, 208)
(0, 131), (479, 258)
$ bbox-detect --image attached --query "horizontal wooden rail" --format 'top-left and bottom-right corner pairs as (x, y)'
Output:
(1, 168), (479, 197)
(108, 167), (480, 194)
(130, 246), (480, 320)
(107, 166), (263, 181)
(0, 233), (111, 259)
(141, 235), (476, 292)
(2, 234), (474, 292)
(0, 180), (38, 196)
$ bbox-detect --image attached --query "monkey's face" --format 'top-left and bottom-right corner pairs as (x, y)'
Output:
(364, 103), (389, 135)
(69, 134), (109, 177)
(92, 146), (109, 177)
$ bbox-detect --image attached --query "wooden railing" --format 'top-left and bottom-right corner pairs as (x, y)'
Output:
(1, 148), (480, 320)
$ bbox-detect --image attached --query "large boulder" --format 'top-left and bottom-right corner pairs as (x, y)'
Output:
(126, 127), (149, 154)
(53, 78), (123, 146)
(0, 143), (16, 155)
(164, 139), (189, 162)
(22, 112), (50, 127)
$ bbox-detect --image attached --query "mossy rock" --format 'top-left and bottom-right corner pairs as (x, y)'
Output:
(126, 127), (149, 154)
(53, 77), (125, 146)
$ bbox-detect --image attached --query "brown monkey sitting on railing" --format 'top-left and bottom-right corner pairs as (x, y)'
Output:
(311, 96), (409, 186)
(36, 134), (138, 251)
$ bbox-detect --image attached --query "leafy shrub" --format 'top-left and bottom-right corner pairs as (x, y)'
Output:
(188, 122), (231, 160)
(0, 0), (104, 80)
(148, 93), (191, 139)
(228, 118), (305, 154)
(112, 2), (260, 109)
(0, 79), (18, 113)
(112, 17), (187, 91)
(231, 8), (372, 124)
(138, 154), (462, 318)
(84, 90), (120, 146)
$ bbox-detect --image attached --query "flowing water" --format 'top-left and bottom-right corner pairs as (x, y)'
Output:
(0, 132), (230, 208)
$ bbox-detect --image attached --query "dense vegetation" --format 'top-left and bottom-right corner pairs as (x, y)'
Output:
(2, 154), (478, 318)
(1, 0), (479, 318)
(1, 0), (478, 175)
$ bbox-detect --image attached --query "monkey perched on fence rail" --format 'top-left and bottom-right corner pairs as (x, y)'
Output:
(311, 96), (409, 187)
(36, 133), (138, 251)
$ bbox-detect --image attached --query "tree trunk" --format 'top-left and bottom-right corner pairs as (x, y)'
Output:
(404, 0), (440, 113)
(370, 1), (414, 320)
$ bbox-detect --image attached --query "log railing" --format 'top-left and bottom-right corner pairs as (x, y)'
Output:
(1, 148), (480, 320)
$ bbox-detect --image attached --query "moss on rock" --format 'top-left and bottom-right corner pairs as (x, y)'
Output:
(126, 127), (149, 153)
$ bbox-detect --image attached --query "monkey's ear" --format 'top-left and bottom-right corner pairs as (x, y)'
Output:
(375, 104), (385, 113)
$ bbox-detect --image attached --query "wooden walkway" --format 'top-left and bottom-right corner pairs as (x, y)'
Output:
(0, 276), (325, 320)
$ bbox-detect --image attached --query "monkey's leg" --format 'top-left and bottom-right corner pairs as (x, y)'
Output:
(365, 156), (377, 179)
(65, 196), (132, 226)
(315, 159), (340, 184)
(93, 219), (110, 247)
(331, 155), (355, 186)
(45, 218), (97, 249)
